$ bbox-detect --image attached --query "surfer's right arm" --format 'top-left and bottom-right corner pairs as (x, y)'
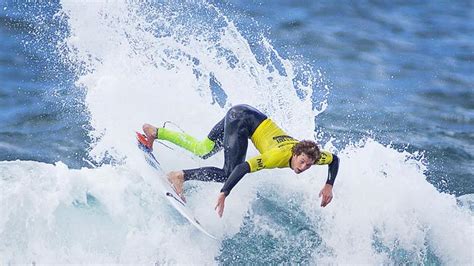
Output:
(220, 162), (251, 196)
(220, 151), (277, 196)
(216, 162), (251, 218)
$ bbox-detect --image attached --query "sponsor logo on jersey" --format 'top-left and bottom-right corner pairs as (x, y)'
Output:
(273, 135), (296, 144)
(256, 158), (264, 170)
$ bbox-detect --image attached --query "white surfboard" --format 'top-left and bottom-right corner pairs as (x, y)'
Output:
(136, 133), (217, 239)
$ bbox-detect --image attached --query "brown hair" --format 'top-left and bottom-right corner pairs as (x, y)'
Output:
(292, 140), (321, 162)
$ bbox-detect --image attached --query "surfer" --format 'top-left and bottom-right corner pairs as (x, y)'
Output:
(141, 104), (339, 217)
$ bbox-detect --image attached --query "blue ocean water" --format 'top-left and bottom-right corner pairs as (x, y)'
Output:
(0, 1), (472, 264)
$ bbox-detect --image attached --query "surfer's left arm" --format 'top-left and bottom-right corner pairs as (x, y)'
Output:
(215, 162), (251, 217)
(316, 152), (340, 207)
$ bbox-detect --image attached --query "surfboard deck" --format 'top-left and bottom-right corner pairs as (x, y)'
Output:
(136, 132), (217, 239)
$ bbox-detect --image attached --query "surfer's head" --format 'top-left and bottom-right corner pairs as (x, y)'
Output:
(291, 140), (320, 174)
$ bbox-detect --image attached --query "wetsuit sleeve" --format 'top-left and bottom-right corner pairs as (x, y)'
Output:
(220, 162), (250, 196)
(326, 154), (339, 186)
(314, 151), (339, 185)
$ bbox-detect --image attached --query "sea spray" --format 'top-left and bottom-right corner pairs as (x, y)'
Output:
(1, 1), (472, 264)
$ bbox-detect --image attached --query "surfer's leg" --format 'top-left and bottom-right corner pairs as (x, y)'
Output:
(202, 117), (225, 159)
(183, 167), (227, 182)
(170, 105), (266, 191)
(142, 124), (158, 148)
(168, 167), (225, 200)
(179, 105), (264, 182)
(222, 104), (267, 176)
(222, 106), (250, 176)
(142, 124), (218, 158)
(167, 170), (186, 199)
(174, 166), (226, 201)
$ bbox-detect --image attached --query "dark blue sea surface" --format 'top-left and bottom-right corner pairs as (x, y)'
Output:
(0, 2), (89, 168)
(0, 1), (472, 264)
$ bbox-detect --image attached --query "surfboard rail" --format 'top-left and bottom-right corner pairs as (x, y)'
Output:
(136, 132), (217, 239)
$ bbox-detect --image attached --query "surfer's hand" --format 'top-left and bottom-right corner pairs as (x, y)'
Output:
(214, 192), (226, 218)
(319, 184), (333, 207)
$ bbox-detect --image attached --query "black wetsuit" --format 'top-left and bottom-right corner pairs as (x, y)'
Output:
(183, 104), (266, 195)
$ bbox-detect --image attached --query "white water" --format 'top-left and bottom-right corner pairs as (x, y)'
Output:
(1, 1), (472, 264)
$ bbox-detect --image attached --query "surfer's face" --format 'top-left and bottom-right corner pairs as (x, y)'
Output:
(291, 153), (314, 174)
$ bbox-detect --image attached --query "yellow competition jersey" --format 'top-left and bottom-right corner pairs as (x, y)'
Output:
(247, 119), (333, 172)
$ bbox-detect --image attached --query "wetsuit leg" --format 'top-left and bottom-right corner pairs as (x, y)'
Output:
(183, 104), (267, 182)
(183, 166), (227, 182)
(201, 118), (225, 159)
(156, 117), (225, 159)
(221, 106), (251, 176)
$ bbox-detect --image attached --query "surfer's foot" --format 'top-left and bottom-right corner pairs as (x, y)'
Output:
(142, 123), (157, 149)
(167, 170), (186, 202)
